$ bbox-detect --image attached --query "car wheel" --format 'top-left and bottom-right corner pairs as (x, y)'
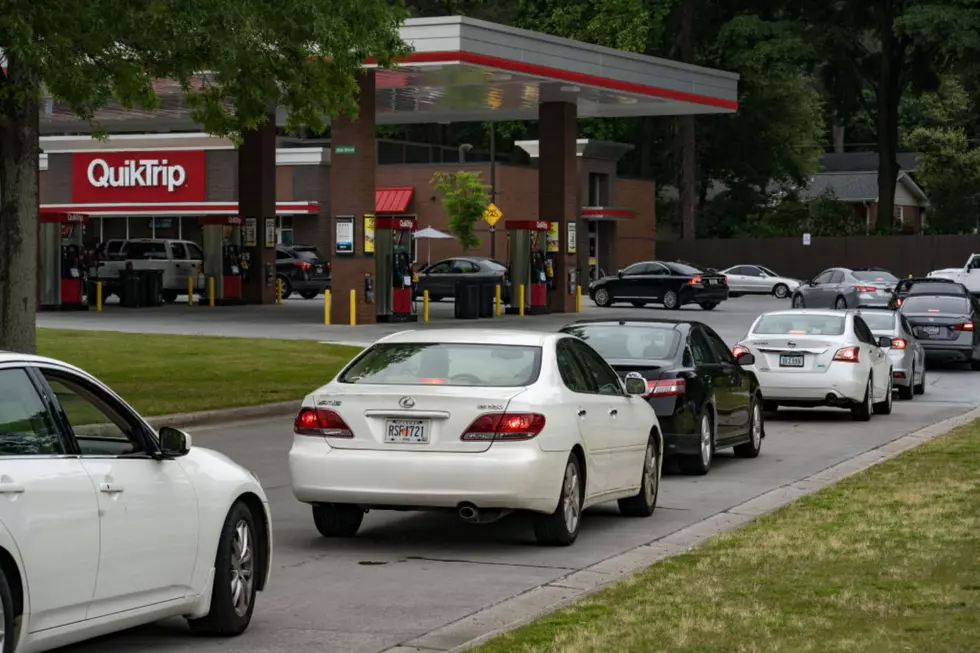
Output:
(161, 289), (178, 304)
(851, 377), (873, 421)
(873, 374), (893, 415)
(834, 296), (847, 310)
(734, 399), (763, 459)
(299, 290), (319, 300)
(187, 501), (259, 636)
(678, 412), (713, 475)
(662, 290), (680, 310)
(618, 437), (660, 517)
(277, 276), (293, 300)
(312, 503), (364, 537)
(533, 455), (583, 546)
(971, 358), (980, 371)
(0, 562), (14, 653)
(698, 302), (718, 311)
(792, 294), (805, 308)
(898, 365), (914, 400)
(631, 301), (647, 308)
(914, 366), (926, 395)
(594, 288), (613, 307)
(772, 283), (789, 299)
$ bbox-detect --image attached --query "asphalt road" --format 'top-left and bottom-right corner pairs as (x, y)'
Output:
(51, 296), (980, 653)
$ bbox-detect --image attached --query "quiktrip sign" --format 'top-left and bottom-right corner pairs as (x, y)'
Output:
(71, 150), (207, 203)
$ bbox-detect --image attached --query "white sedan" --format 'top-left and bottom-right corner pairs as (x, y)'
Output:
(733, 310), (894, 421)
(721, 264), (801, 299)
(0, 353), (271, 653)
(289, 329), (663, 546)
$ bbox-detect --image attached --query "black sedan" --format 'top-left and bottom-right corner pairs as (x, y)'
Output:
(561, 318), (764, 475)
(887, 277), (967, 309)
(276, 245), (331, 299)
(415, 257), (509, 302)
(900, 294), (980, 368)
(589, 261), (729, 310)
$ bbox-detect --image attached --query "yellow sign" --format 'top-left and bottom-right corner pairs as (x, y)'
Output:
(546, 221), (559, 253)
(364, 214), (375, 254)
(483, 203), (503, 226)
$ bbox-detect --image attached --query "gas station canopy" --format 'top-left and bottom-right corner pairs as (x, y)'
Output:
(40, 16), (739, 134)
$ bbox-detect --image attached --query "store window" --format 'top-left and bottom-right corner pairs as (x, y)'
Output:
(278, 216), (294, 245)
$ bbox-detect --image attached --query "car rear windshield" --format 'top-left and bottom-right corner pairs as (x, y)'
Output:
(293, 250), (324, 262)
(480, 259), (508, 272)
(858, 312), (897, 331)
(908, 282), (965, 296)
(853, 270), (898, 282)
(901, 296), (971, 314)
(124, 242), (168, 259)
(752, 314), (846, 336)
(339, 343), (542, 387)
(563, 325), (681, 361)
(664, 262), (702, 276)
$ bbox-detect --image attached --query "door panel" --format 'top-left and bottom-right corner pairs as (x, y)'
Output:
(701, 327), (752, 440)
(555, 339), (609, 496)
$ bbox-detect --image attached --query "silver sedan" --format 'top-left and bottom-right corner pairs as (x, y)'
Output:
(856, 309), (926, 399)
(791, 268), (898, 310)
(721, 265), (801, 299)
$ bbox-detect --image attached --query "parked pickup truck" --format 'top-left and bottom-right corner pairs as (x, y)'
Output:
(89, 238), (205, 302)
(928, 253), (980, 295)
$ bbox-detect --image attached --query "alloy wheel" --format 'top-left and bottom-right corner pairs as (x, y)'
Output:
(774, 284), (788, 299)
(563, 464), (581, 534)
(700, 415), (713, 467)
(230, 520), (255, 617)
(0, 590), (5, 652)
(595, 289), (610, 306)
(643, 443), (658, 505)
(664, 291), (678, 309)
(886, 378), (893, 409)
(835, 297), (847, 309)
(792, 295), (804, 308)
(751, 403), (762, 448)
(866, 380), (873, 413)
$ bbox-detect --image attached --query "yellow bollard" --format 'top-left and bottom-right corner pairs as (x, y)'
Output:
(208, 277), (215, 307)
(187, 275), (194, 306)
(575, 284), (582, 312)
(909, 273), (912, 278)
(518, 284), (525, 317)
(96, 281), (103, 312)
(495, 284), (502, 317)
(276, 279), (283, 305)
(324, 290), (331, 325)
(423, 290), (430, 322)
(349, 289), (356, 326)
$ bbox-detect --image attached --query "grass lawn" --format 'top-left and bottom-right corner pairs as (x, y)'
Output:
(473, 421), (980, 653)
(37, 329), (361, 416)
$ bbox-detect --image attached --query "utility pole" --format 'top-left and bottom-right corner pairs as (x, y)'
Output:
(489, 122), (497, 259)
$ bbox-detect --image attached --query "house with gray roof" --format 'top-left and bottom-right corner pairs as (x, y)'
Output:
(800, 169), (930, 233)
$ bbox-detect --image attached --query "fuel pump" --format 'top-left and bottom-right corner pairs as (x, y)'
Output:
(199, 215), (245, 304)
(530, 247), (549, 310)
(39, 211), (89, 311)
(374, 217), (418, 322)
(222, 242), (244, 300)
(503, 220), (550, 315)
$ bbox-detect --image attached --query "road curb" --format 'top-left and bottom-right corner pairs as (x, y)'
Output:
(144, 400), (301, 429)
(385, 406), (980, 653)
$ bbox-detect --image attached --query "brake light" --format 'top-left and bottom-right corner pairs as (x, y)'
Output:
(895, 298), (903, 307)
(732, 345), (749, 358)
(293, 261), (311, 271)
(461, 412), (546, 441)
(644, 378), (686, 398)
(833, 346), (860, 362)
(293, 408), (353, 438)
(891, 338), (907, 349)
(952, 322), (974, 331)
(853, 285), (877, 293)
(688, 274), (703, 285)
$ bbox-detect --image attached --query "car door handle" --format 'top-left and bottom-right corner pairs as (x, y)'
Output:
(577, 409), (587, 417)
(609, 409), (618, 417)
(0, 483), (25, 494)
(99, 483), (124, 494)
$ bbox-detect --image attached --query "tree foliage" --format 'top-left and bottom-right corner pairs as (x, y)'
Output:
(430, 171), (489, 250)
(906, 126), (980, 234)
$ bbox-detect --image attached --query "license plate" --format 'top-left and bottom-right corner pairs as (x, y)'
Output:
(384, 419), (429, 444)
(922, 326), (940, 335)
(316, 265), (323, 274)
(779, 354), (805, 367)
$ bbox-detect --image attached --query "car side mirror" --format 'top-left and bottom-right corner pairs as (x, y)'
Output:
(624, 376), (647, 396)
(159, 426), (192, 457)
(736, 353), (756, 366)
(617, 270), (624, 278)
(877, 336), (893, 348)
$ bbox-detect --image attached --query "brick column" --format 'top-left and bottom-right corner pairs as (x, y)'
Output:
(538, 101), (580, 313)
(329, 71), (377, 325)
(240, 117), (277, 304)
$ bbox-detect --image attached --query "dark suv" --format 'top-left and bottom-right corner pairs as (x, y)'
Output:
(276, 245), (331, 299)
(888, 277), (967, 309)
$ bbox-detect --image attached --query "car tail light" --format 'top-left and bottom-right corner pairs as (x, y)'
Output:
(644, 378), (686, 398)
(732, 345), (749, 358)
(833, 346), (860, 362)
(722, 275), (728, 285)
(891, 338), (908, 349)
(853, 285), (877, 293)
(952, 322), (975, 331)
(294, 408), (353, 438)
(461, 412), (546, 442)
(895, 298), (903, 307)
(688, 274), (703, 285)
(293, 261), (311, 271)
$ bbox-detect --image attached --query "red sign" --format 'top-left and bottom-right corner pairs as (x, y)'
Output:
(72, 150), (207, 204)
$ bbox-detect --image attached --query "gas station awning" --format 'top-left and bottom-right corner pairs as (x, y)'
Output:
(375, 187), (414, 213)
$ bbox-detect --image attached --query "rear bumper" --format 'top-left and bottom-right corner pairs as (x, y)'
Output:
(855, 297), (891, 308)
(887, 350), (913, 386)
(920, 342), (976, 361)
(680, 286), (728, 305)
(290, 278), (331, 293)
(752, 367), (867, 404)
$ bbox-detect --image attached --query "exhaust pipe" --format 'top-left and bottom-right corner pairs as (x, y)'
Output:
(825, 393), (838, 404)
(457, 503), (512, 524)
(458, 503), (478, 522)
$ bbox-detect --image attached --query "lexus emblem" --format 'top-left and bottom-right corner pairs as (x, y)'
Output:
(398, 396), (415, 408)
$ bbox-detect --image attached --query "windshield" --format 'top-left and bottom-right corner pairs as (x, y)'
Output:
(859, 312), (897, 332)
(664, 262), (702, 276)
(908, 282), (965, 296)
(853, 270), (898, 282)
(901, 296), (971, 315)
(480, 260), (508, 272)
(293, 250), (324, 262)
(339, 343), (542, 387)
(752, 314), (846, 336)
(124, 242), (167, 260)
(563, 325), (681, 361)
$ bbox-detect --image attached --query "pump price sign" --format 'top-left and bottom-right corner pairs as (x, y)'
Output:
(483, 202), (503, 227)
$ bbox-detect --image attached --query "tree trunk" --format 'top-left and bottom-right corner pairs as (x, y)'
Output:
(875, 2), (903, 234)
(674, 0), (699, 240)
(0, 52), (40, 354)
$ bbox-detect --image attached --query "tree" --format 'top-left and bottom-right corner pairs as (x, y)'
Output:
(431, 171), (489, 249)
(0, 0), (407, 353)
(905, 126), (980, 233)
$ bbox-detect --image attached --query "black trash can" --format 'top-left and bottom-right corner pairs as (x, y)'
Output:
(119, 272), (142, 308)
(477, 280), (495, 318)
(453, 280), (480, 319)
(139, 270), (163, 307)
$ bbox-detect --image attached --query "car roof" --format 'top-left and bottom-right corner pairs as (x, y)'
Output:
(756, 309), (849, 319)
(376, 329), (556, 347)
(0, 352), (88, 373)
(562, 318), (695, 330)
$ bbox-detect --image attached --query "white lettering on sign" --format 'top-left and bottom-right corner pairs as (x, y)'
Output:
(86, 158), (187, 192)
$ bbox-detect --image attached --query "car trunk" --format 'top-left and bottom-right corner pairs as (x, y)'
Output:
(903, 312), (972, 341)
(312, 385), (528, 453)
(743, 336), (839, 374)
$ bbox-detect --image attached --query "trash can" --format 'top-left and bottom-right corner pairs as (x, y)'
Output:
(119, 272), (142, 308)
(139, 270), (163, 307)
(453, 280), (480, 319)
(477, 280), (495, 318)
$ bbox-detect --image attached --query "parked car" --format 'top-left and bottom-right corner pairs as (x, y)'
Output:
(90, 238), (205, 303)
(720, 264), (801, 299)
(276, 244), (331, 299)
(733, 309), (894, 420)
(560, 318), (764, 476)
(887, 277), (967, 309)
(926, 253), (980, 296)
(590, 261), (729, 310)
(0, 353), (272, 651)
(288, 329), (662, 546)
(899, 294), (980, 369)
(414, 257), (509, 302)
(856, 309), (927, 399)
(790, 267), (899, 310)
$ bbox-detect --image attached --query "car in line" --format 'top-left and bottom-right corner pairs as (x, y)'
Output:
(720, 264), (801, 299)
(276, 244), (331, 299)
(0, 353), (272, 652)
(856, 309), (927, 399)
(560, 318), (764, 476)
(926, 252), (980, 296)
(791, 267), (899, 310)
(288, 329), (662, 547)
(899, 294), (980, 369)
(414, 257), (510, 302)
(590, 260), (729, 311)
(887, 277), (967, 309)
(733, 309), (894, 421)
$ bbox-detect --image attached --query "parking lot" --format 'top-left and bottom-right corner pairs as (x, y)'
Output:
(45, 295), (980, 653)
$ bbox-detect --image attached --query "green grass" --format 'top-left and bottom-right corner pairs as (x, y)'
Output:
(472, 421), (980, 653)
(36, 329), (361, 416)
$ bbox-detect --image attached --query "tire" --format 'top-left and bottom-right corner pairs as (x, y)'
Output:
(914, 367), (926, 395)
(187, 501), (260, 636)
(898, 365), (914, 400)
(851, 377), (873, 421)
(594, 288), (613, 307)
(277, 276), (293, 300)
(662, 290), (680, 310)
(312, 503), (364, 537)
(533, 455), (583, 546)
(0, 564), (14, 653)
(698, 302), (718, 311)
(734, 399), (763, 459)
(631, 301), (647, 308)
(971, 358), (980, 371)
(763, 400), (778, 417)
(773, 283), (789, 299)
(792, 294), (805, 308)
(161, 290), (178, 304)
(618, 438), (660, 517)
(678, 412), (713, 475)
(873, 374), (893, 415)
(299, 290), (319, 300)
(834, 296), (847, 310)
